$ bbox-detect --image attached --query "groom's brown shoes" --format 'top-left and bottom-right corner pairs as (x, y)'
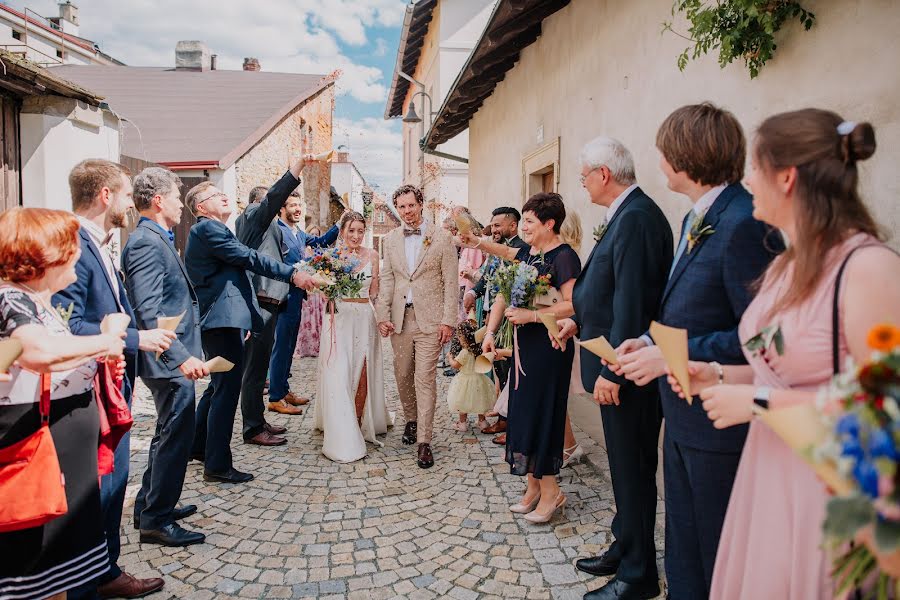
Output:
(283, 392), (309, 406)
(417, 443), (434, 469)
(268, 399), (303, 415)
(402, 421), (417, 445)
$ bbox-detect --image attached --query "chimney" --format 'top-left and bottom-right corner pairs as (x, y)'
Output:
(242, 57), (261, 72)
(210, 54), (217, 70)
(337, 151), (350, 163)
(57, 1), (79, 36)
(175, 41), (211, 71)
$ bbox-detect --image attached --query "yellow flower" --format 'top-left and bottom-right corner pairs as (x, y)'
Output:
(867, 324), (900, 352)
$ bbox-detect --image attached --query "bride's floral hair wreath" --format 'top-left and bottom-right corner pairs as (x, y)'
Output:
(456, 319), (483, 358)
(339, 210), (366, 232)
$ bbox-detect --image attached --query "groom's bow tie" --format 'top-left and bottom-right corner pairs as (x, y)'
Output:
(403, 228), (421, 236)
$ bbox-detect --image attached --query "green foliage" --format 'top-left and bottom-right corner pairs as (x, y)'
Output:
(663, 0), (815, 78)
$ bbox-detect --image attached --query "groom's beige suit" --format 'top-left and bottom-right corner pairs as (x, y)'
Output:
(375, 221), (458, 444)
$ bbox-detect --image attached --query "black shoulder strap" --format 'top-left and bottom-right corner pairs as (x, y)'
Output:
(832, 244), (896, 374)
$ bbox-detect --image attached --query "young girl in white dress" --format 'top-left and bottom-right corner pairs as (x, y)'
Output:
(314, 212), (391, 463)
(447, 320), (495, 432)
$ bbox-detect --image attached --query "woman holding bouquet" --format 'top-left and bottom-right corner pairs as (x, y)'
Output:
(666, 110), (900, 598)
(461, 192), (581, 523)
(314, 211), (390, 463)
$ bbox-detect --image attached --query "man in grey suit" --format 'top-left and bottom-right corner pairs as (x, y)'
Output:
(122, 167), (209, 547)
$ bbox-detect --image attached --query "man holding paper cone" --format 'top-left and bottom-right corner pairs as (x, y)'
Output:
(122, 167), (210, 548)
(556, 138), (672, 600)
(611, 104), (783, 600)
(53, 160), (173, 598)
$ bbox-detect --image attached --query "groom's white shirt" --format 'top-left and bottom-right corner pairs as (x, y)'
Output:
(403, 223), (424, 304)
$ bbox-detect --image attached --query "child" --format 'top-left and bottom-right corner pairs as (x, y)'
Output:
(447, 320), (495, 432)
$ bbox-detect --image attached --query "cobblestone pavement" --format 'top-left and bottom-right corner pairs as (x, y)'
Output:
(122, 341), (665, 599)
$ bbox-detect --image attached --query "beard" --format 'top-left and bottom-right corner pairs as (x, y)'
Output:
(109, 208), (128, 229)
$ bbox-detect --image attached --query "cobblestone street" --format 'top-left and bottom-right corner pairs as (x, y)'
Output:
(121, 342), (665, 599)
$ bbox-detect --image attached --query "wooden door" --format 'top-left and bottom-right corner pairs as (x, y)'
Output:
(0, 94), (21, 211)
(541, 169), (554, 193)
(174, 177), (205, 255)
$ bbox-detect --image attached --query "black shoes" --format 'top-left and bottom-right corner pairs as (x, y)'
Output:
(576, 550), (621, 577)
(203, 468), (254, 483)
(133, 504), (198, 530)
(583, 578), (660, 600)
(443, 368), (457, 377)
(140, 523), (206, 547)
(417, 443), (434, 469)
(189, 451), (204, 463)
(402, 421), (418, 445)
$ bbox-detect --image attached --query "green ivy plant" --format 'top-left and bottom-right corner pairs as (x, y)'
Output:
(662, 0), (815, 78)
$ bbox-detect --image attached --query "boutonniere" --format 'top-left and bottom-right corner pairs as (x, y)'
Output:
(422, 235), (432, 248)
(55, 302), (74, 326)
(744, 324), (785, 358)
(686, 212), (715, 253)
(592, 222), (608, 243)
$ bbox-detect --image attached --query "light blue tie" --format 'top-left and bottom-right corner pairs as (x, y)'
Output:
(669, 210), (694, 279)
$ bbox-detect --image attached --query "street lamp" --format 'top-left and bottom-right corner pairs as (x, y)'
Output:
(402, 90), (434, 125)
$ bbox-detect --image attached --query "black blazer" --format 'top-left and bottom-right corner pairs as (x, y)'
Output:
(573, 187), (673, 393)
(122, 219), (203, 379)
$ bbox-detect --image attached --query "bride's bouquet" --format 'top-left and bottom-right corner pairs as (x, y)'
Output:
(295, 248), (367, 310)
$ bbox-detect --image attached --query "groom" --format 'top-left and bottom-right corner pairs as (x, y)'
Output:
(376, 184), (458, 468)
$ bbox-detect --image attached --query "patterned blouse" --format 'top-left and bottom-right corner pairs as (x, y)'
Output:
(0, 287), (96, 405)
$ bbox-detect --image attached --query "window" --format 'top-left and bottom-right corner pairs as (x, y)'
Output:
(11, 30), (21, 41)
(56, 49), (63, 58)
(377, 211), (385, 224)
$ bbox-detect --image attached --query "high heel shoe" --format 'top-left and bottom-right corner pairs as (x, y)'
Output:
(523, 493), (567, 523)
(562, 444), (584, 468)
(509, 493), (540, 514)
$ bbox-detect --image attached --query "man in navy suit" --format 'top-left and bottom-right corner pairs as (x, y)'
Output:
(54, 159), (172, 598)
(183, 180), (316, 484)
(558, 138), (673, 600)
(122, 167), (209, 548)
(614, 103), (784, 600)
(266, 194), (339, 415)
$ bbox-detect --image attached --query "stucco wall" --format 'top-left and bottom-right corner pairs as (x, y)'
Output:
(465, 0), (900, 255)
(20, 96), (120, 211)
(235, 84), (335, 227)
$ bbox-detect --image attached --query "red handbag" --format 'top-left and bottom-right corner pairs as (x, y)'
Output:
(95, 360), (132, 476)
(0, 373), (68, 532)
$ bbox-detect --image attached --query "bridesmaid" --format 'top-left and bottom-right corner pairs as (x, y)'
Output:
(667, 109), (900, 598)
(461, 192), (581, 523)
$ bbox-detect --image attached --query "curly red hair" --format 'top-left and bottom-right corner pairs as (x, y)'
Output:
(0, 208), (80, 282)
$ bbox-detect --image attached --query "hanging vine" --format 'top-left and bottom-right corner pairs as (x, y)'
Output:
(662, 0), (815, 78)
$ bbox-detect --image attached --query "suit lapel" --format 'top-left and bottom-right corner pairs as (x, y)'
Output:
(411, 223), (432, 276)
(139, 221), (195, 299)
(81, 229), (120, 301)
(580, 188), (642, 277)
(661, 184), (739, 305)
(391, 228), (409, 278)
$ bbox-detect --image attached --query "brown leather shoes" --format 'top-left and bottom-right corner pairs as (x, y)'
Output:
(481, 419), (507, 434)
(264, 421), (287, 435)
(417, 443), (434, 469)
(492, 433), (507, 445)
(267, 399), (303, 415)
(283, 392), (309, 406)
(244, 430), (287, 446)
(97, 572), (164, 598)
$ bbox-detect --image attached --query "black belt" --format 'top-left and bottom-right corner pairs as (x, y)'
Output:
(257, 295), (283, 307)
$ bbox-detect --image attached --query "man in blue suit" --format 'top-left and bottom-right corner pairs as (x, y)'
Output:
(183, 180), (316, 484)
(122, 167), (210, 548)
(559, 138), (673, 600)
(266, 194), (339, 415)
(54, 159), (173, 598)
(614, 103), (784, 600)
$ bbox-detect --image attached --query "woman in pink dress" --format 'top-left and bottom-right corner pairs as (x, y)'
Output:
(296, 226), (327, 357)
(667, 109), (900, 599)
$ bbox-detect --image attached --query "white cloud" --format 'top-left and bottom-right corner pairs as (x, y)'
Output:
(374, 38), (389, 58)
(333, 117), (402, 194)
(18, 0), (403, 104)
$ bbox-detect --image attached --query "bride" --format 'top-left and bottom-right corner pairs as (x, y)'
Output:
(314, 211), (391, 462)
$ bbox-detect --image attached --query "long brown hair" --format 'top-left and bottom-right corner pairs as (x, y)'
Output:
(755, 108), (880, 316)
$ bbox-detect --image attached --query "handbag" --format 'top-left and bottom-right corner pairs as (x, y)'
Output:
(95, 360), (132, 477)
(0, 373), (68, 532)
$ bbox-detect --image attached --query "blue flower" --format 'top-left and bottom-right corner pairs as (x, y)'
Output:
(869, 428), (898, 460)
(853, 459), (880, 498)
(836, 413), (861, 438)
(841, 437), (865, 461)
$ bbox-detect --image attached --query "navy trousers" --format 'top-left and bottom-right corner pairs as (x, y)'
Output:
(134, 376), (196, 530)
(268, 300), (302, 401)
(193, 328), (245, 474)
(663, 430), (742, 600)
(240, 302), (280, 439)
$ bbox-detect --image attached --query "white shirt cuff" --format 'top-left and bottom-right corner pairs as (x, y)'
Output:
(640, 334), (654, 347)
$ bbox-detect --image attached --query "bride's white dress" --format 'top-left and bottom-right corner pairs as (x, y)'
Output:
(313, 262), (391, 462)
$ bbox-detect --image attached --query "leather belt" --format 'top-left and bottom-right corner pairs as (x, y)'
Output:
(257, 295), (282, 307)
(343, 298), (370, 304)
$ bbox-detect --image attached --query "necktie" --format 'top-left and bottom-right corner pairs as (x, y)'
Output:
(404, 228), (421, 236)
(669, 210), (694, 279)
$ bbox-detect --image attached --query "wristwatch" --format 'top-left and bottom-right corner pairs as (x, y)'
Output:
(753, 386), (771, 410)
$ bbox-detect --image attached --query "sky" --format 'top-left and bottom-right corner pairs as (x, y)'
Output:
(17, 0), (406, 194)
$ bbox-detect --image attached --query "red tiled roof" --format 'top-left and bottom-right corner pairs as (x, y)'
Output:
(50, 65), (331, 168)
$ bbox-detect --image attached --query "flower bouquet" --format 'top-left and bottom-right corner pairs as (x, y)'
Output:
(816, 324), (900, 598)
(295, 247), (367, 310)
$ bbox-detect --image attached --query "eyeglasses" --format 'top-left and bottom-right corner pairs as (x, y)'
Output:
(194, 191), (227, 206)
(580, 167), (601, 185)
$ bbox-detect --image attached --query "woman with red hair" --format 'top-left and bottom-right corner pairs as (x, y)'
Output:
(0, 208), (127, 600)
